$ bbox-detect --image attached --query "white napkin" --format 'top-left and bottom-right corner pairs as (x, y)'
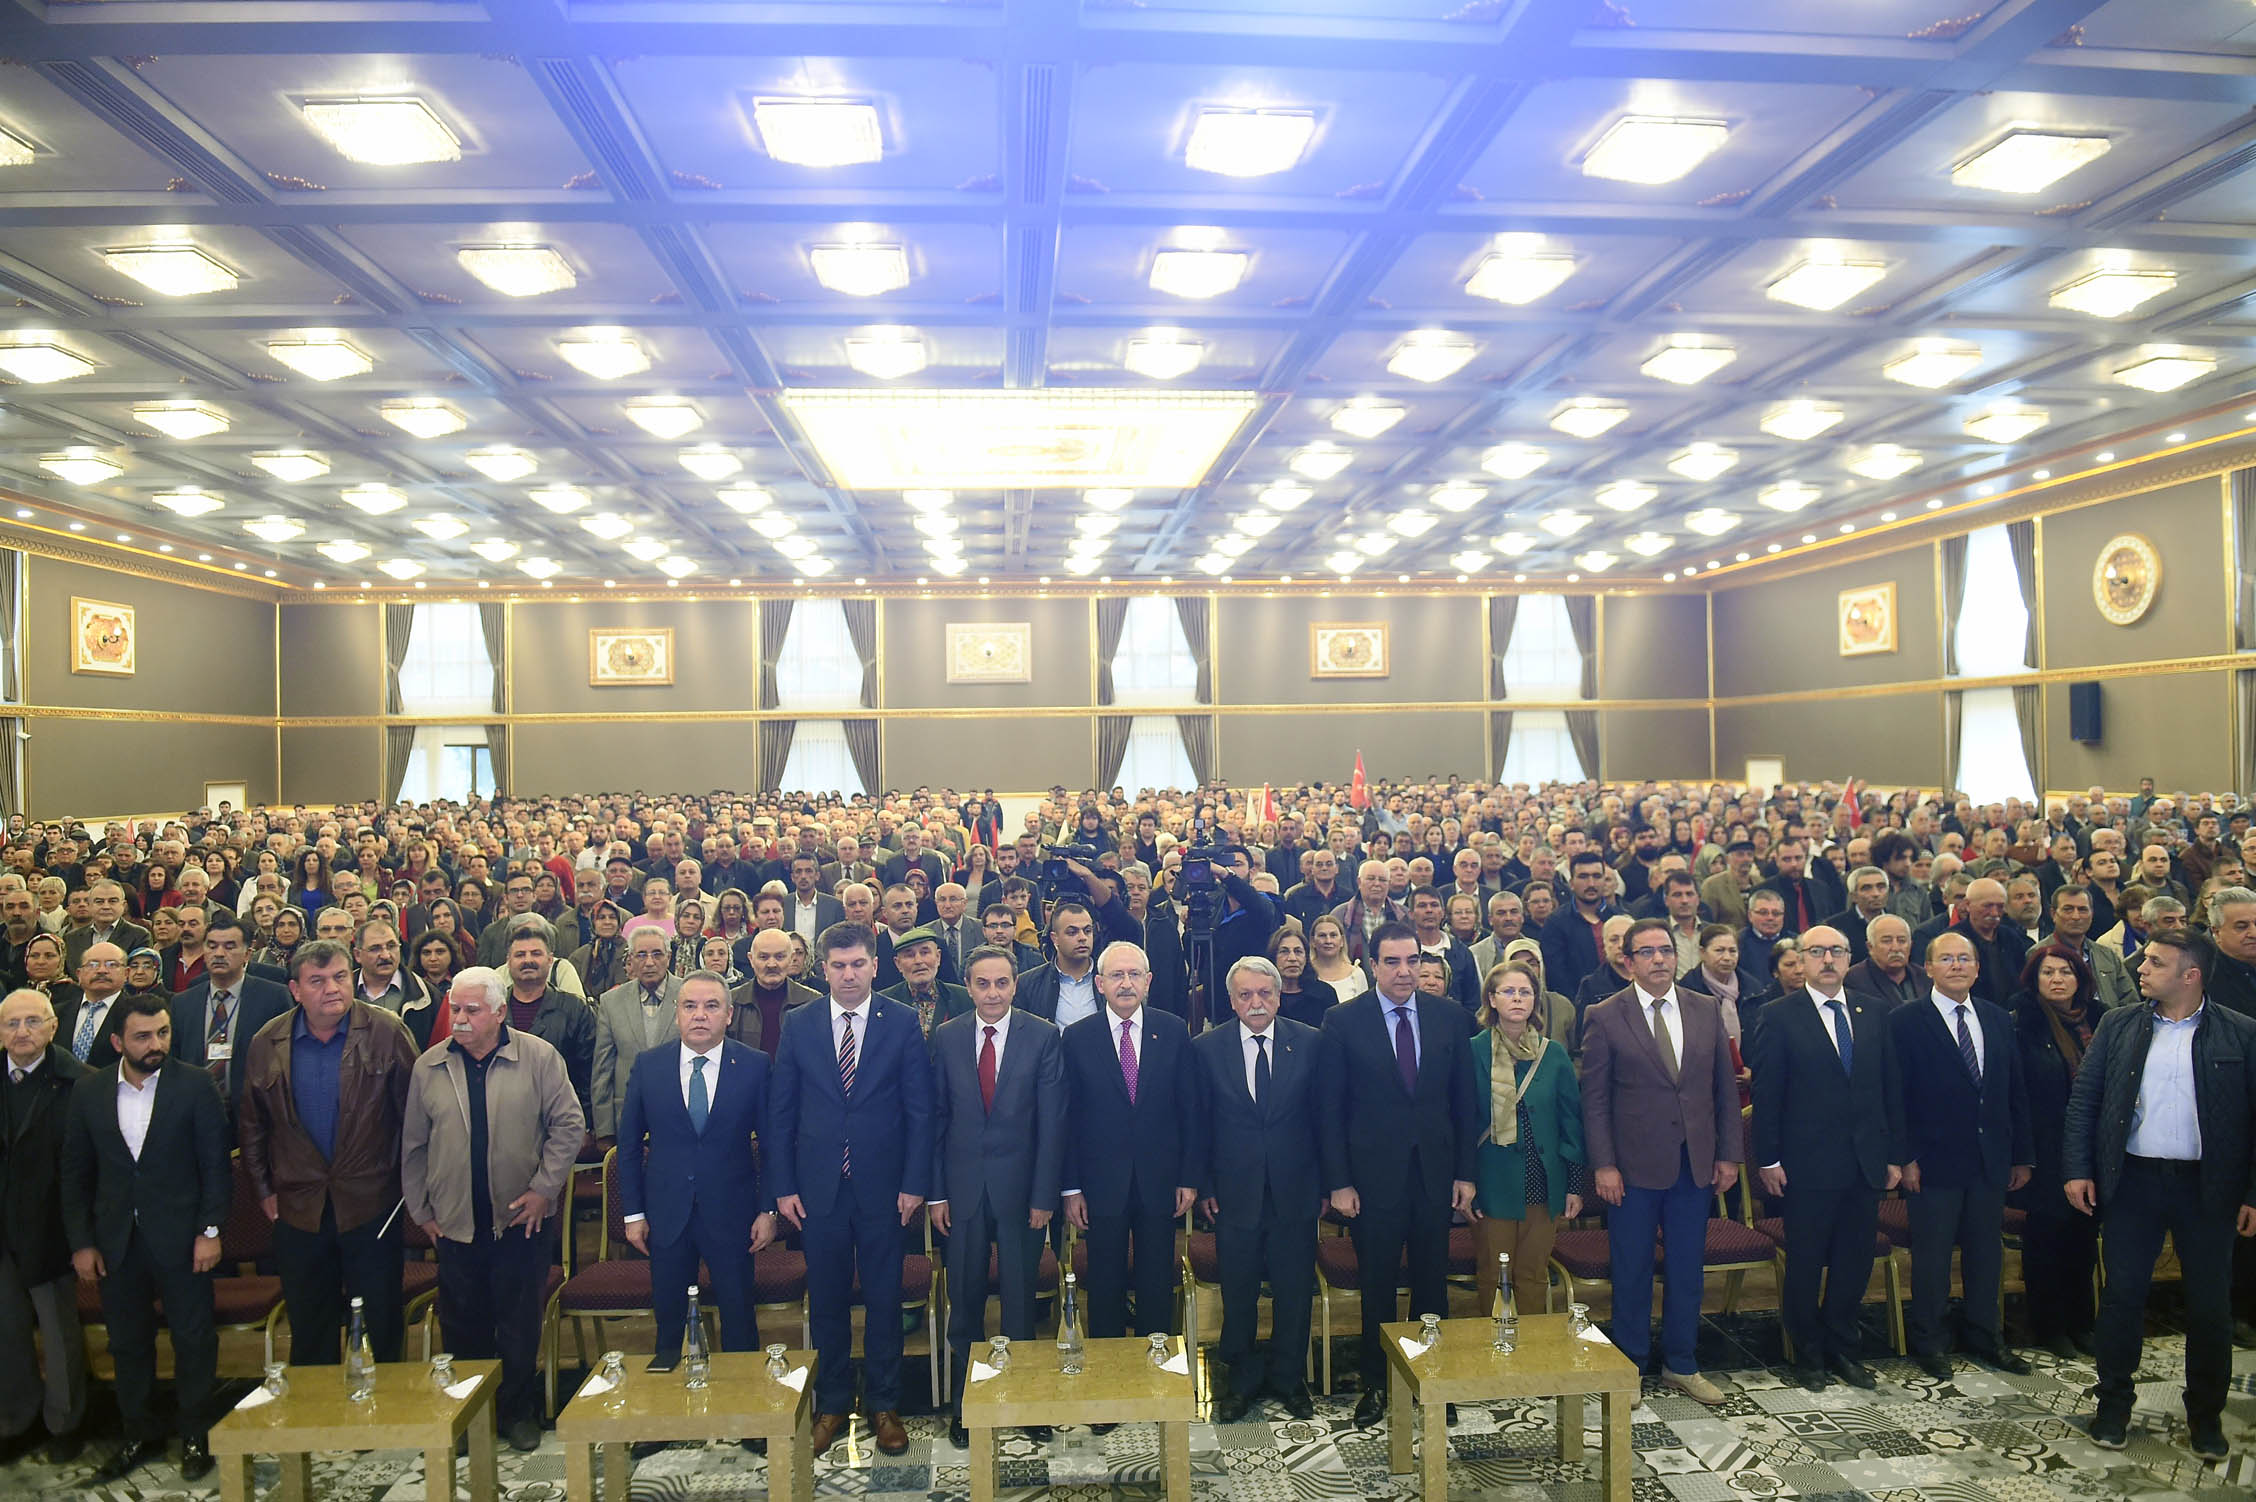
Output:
(445, 1377), (482, 1399)
(235, 1387), (277, 1410)
(776, 1366), (810, 1392)
(1398, 1336), (1427, 1361)
(580, 1373), (616, 1397)
(967, 1361), (1000, 1384)
(1576, 1325), (1612, 1346)
(1159, 1351), (1189, 1375)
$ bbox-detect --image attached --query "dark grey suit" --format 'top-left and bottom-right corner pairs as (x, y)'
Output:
(929, 1006), (1064, 1412)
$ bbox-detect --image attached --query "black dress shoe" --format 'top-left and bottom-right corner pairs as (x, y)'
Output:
(1970, 1346), (2031, 1376)
(2188, 1417), (2228, 1460)
(1789, 1364), (1832, 1393)
(1271, 1384), (1316, 1421)
(1445, 1402), (1458, 1426)
(2087, 1408), (2129, 1449)
(179, 1437), (213, 1482)
(1020, 1425), (1053, 1442)
(948, 1419), (969, 1450)
(740, 1437), (767, 1456)
(1212, 1389), (1254, 1425)
(0, 1427), (43, 1465)
(1913, 1352), (1952, 1382)
(1351, 1390), (1386, 1429)
(92, 1438), (161, 1482)
(1826, 1354), (1877, 1390)
(2070, 1330), (2097, 1358)
(44, 1430), (84, 1465)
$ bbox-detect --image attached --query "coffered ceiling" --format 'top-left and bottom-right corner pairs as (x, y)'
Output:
(0, 0), (2253, 589)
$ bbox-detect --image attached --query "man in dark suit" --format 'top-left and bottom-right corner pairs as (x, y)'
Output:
(1538, 850), (1619, 1000)
(1818, 867), (1892, 966)
(1062, 941), (1198, 1341)
(0, 989), (90, 1464)
(60, 993), (230, 1482)
(1580, 917), (1740, 1404)
(1886, 931), (2033, 1380)
(618, 970), (777, 1366)
(55, 941), (130, 1070)
(169, 910), (293, 1120)
(767, 922), (933, 1459)
(782, 856), (845, 949)
(1756, 838), (1824, 937)
(61, 881), (148, 972)
(1195, 956), (1324, 1423)
(879, 826), (948, 892)
(1318, 922), (1481, 1427)
(929, 945), (1065, 1448)
(1750, 926), (1898, 1391)
(1947, 877), (2031, 1006)
(2063, 927), (2256, 1459)
(1842, 915), (1923, 1008)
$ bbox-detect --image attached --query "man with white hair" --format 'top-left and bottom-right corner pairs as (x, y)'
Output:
(0, 989), (88, 1464)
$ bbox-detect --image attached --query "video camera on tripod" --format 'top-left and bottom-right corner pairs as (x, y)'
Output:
(1038, 843), (1105, 906)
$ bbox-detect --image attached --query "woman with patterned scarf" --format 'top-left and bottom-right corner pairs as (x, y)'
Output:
(1465, 959), (1587, 1318)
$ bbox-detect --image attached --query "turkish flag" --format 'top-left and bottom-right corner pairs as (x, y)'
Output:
(1349, 751), (1369, 810)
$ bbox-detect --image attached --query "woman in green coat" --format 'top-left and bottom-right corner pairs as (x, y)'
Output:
(1468, 959), (1587, 1316)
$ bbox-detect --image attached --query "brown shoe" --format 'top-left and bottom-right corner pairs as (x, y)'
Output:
(810, 1412), (851, 1457)
(871, 1410), (910, 1455)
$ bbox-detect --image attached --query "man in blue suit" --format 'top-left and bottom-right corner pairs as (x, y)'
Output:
(768, 923), (934, 1459)
(617, 969), (776, 1369)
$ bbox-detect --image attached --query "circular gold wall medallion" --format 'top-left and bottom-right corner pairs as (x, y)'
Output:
(2091, 533), (2159, 625)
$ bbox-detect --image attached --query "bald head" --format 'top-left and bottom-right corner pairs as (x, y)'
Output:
(1963, 877), (2005, 937)
(0, 987), (56, 1067)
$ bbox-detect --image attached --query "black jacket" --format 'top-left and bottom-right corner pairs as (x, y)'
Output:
(1885, 994), (2031, 1190)
(2013, 994), (2101, 1221)
(61, 1058), (232, 1267)
(169, 973), (295, 1119)
(1, 1045), (90, 1282)
(1012, 960), (1095, 1025)
(1060, 1008), (1199, 1218)
(1141, 900), (1190, 1020)
(1749, 990), (1893, 1194)
(2062, 999), (2256, 1221)
(1193, 1016), (1325, 1215)
(511, 989), (598, 1125)
(1207, 874), (1279, 1006)
(1316, 992), (1481, 1212)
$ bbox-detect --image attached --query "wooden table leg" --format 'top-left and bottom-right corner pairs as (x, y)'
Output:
(771, 1430), (802, 1502)
(792, 1410), (813, 1502)
(1420, 1400), (1448, 1502)
(968, 1425), (996, 1502)
(277, 1452), (312, 1502)
(1162, 1419), (1191, 1502)
(1602, 1387), (1631, 1502)
(1557, 1392), (1584, 1462)
(1387, 1367), (1412, 1476)
(425, 1444), (455, 1502)
(565, 1441), (594, 1502)
(468, 1397), (498, 1502)
(218, 1453), (253, 1502)
(602, 1439), (629, 1501)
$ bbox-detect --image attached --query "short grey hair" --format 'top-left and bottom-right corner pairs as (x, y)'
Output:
(449, 966), (508, 1009)
(1847, 865), (1886, 888)
(2141, 895), (2186, 923)
(1226, 956), (1282, 995)
(678, 968), (734, 1004)
(2211, 885), (2256, 911)
(505, 912), (552, 949)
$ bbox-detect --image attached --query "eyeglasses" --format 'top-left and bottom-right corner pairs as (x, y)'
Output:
(1802, 944), (1850, 958)
(1626, 945), (1676, 962)
(1930, 953), (1978, 966)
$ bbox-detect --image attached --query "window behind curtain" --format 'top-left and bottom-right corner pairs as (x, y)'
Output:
(397, 602), (496, 803)
(1109, 596), (1200, 790)
(777, 721), (863, 797)
(1497, 593), (1587, 782)
(773, 600), (866, 794)
(1952, 526), (2036, 803)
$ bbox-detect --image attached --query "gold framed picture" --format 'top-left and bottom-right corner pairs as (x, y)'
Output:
(945, 622), (1032, 683)
(588, 628), (673, 686)
(1311, 622), (1388, 678)
(1837, 583), (1896, 657)
(71, 597), (136, 675)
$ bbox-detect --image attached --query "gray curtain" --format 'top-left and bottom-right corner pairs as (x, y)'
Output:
(1096, 714), (1133, 788)
(479, 602), (506, 713)
(483, 723), (507, 795)
(1943, 690), (1963, 793)
(0, 550), (20, 819)
(1489, 710), (1514, 779)
(2014, 685), (2041, 796)
(2006, 520), (2037, 670)
(759, 720), (796, 790)
(843, 719), (880, 796)
(1095, 598), (1128, 705)
(759, 600), (795, 711)
(1177, 714), (1216, 784)
(385, 726), (414, 805)
(1941, 535), (1967, 676)
(2236, 470), (2256, 650)
(1565, 712), (1599, 782)
(2241, 670), (2256, 797)
(1174, 597), (1213, 704)
(1488, 595), (1518, 699)
(383, 603), (414, 714)
(1563, 594), (1597, 699)
(841, 599), (878, 709)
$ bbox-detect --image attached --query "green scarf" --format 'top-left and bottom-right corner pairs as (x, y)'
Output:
(1483, 1025), (1547, 1148)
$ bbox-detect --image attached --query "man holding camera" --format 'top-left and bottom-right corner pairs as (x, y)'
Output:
(1178, 845), (1279, 1028)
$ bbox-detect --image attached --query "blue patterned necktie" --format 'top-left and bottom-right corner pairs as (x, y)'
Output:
(1955, 1004), (1981, 1082)
(1826, 999), (1854, 1075)
(688, 1054), (709, 1133)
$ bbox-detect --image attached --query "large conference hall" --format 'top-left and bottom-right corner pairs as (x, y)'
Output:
(0, 1), (2253, 1499)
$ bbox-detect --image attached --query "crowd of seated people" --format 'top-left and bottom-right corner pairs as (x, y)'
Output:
(0, 770), (2249, 1479)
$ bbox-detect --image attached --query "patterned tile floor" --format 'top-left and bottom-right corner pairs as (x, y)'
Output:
(10, 1317), (2253, 1501)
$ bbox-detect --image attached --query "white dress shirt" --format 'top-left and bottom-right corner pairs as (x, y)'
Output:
(931, 1012), (1012, 1210)
(117, 1069), (160, 1161)
(677, 1039), (723, 1109)
(1240, 1020), (1278, 1098)
(1929, 990), (1985, 1074)
(1806, 986), (1851, 1059)
(830, 997), (867, 1065)
(1634, 986), (1682, 1073)
(1105, 1006), (1146, 1066)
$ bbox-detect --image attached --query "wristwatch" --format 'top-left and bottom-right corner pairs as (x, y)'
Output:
(201, 1225), (221, 1239)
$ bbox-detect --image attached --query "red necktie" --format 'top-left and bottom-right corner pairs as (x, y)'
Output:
(979, 1024), (998, 1113)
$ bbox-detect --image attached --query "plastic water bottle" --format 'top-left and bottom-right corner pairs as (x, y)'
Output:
(683, 1285), (710, 1390)
(345, 1297), (375, 1401)
(1056, 1272), (1086, 1375)
(1492, 1253), (1518, 1353)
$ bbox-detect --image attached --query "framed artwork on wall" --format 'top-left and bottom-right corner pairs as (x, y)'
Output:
(1837, 583), (1896, 656)
(945, 622), (1032, 683)
(71, 597), (136, 675)
(588, 628), (673, 686)
(1310, 622), (1388, 677)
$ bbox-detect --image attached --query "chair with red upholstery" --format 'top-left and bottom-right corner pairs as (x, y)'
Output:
(215, 1153), (288, 1366)
(852, 1204), (940, 1403)
(1547, 1163), (1780, 1332)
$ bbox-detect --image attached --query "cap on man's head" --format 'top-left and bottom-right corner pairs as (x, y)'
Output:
(893, 924), (943, 954)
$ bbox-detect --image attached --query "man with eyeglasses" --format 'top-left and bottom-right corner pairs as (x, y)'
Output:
(55, 944), (129, 1071)
(1579, 917), (1741, 1405)
(474, 873), (556, 969)
(1886, 931), (2033, 1382)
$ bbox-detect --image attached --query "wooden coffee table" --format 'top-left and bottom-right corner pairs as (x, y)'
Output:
(1383, 1315), (1639, 1502)
(208, 1358), (499, 1502)
(958, 1338), (1195, 1502)
(555, 1351), (815, 1502)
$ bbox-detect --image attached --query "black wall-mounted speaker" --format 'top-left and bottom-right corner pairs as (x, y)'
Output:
(2069, 682), (2102, 745)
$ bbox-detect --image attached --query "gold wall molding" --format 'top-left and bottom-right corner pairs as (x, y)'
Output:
(2, 515), (284, 601)
(1712, 653), (2244, 712)
(20, 704), (273, 727)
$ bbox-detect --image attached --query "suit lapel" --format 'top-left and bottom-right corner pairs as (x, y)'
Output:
(1625, 991), (1671, 1078)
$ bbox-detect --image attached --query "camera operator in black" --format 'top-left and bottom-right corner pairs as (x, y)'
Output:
(1039, 850), (1143, 955)
(1180, 844), (1280, 1023)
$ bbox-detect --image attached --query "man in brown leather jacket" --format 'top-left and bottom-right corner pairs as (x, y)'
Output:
(236, 938), (420, 1365)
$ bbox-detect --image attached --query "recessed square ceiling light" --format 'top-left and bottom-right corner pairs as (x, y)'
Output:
(1429, 481), (1487, 513)
(678, 445), (743, 481)
(463, 446), (537, 482)
(1550, 399), (1628, 439)
(579, 512), (634, 542)
(1073, 514), (1118, 537)
(242, 515), (306, 542)
(518, 556), (562, 579)
(379, 398), (468, 438)
(1194, 550), (1231, 574)
(378, 557), (425, 580)
(1450, 549), (1491, 572)
(2112, 350), (2216, 392)
(2050, 266), (2177, 318)
(133, 401), (230, 439)
(1595, 479), (1656, 512)
(300, 95), (462, 165)
(657, 555), (698, 579)
(151, 487), (225, 517)
(1641, 336), (1736, 385)
(810, 240), (912, 297)
(716, 484), (773, 514)
(101, 243), (240, 297)
(1882, 340), (1982, 388)
(0, 125), (34, 168)
(1667, 442), (1738, 481)
(252, 449), (330, 483)
(316, 538), (372, 563)
(1213, 534), (1255, 558)
(267, 331), (372, 381)
(1845, 444), (1923, 480)
(1063, 555), (1101, 575)
(1759, 400), (1844, 441)
(902, 489), (954, 513)
(843, 326), (927, 380)
(39, 449), (122, 485)
(799, 557), (836, 576)
(622, 397), (703, 439)
(556, 328), (651, 380)
(412, 514), (471, 541)
(622, 536), (670, 562)
(1083, 488), (1136, 511)
(1493, 530), (1536, 555)
(1352, 532), (1396, 557)
(529, 484), (590, 514)
(1388, 509), (1437, 537)
(1324, 551), (1362, 573)
(1330, 399), (1405, 439)
(1537, 510), (1589, 538)
(1479, 442), (1548, 479)
(471, 539), (520, 562)
(782, 388), (1259, 489)
(914, 514), (961, 542)
(1288, 444), (1351, 480)
(1759, 480), (1821, 512)
(1624, 532), (1672, 556)
(1185, 108), (1317, 177)
(0, 337), (95, 383)
(1575, 550), (1618, 573)
(1149, 245), (1248, 300)
(1962, 404), (2050, 443)
(1683, 508), (1739, 536)
(751, 98), (883, 167)
(1464, 234), (1578, 305)
(750, 513), (797, 539)
(1232, 510), (1280, 535)
(1951, 129), (2110, 193)
(1766, 253), (1887, 312)
(1259, 481), (1313, 511)
(1386, 331), (1477, 383)
(341, 483), (406, 515)
(456, 244), (577, 297)
(1581, 115), (1730, 184)
(1123, 333), (1205, 381)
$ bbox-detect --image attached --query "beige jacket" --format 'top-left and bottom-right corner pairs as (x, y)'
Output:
(401, 1026), (585, 1243)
